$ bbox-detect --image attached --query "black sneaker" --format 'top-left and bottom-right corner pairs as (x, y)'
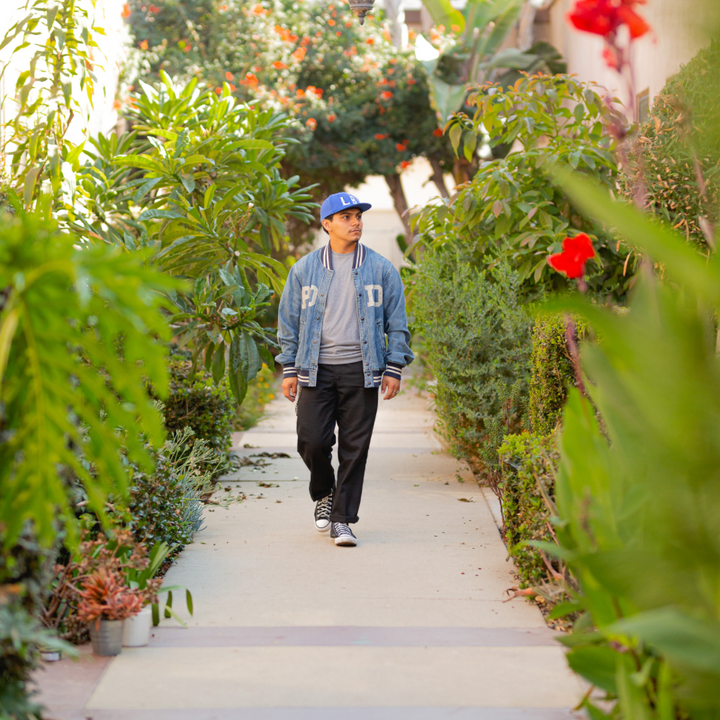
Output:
(330, 522), (357, 547)
(314, 492), (333, 533)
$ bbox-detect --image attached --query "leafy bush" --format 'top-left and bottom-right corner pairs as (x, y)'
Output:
(529, 314), (587, 435)
(621, 41), (720, 248)
(546, 172), (720, 718)
(410, 250), (532, 477)
(497, 433), (560, 589)
(126, 428), (220, 555)
(414, 74), (631, 301)
(161, 354), (235, 475)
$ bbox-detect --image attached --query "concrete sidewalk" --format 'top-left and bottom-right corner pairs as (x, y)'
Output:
(36, 386), (583, 720)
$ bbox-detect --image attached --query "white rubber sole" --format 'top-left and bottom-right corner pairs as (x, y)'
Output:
(333, 534), (357, 547)
(315, 520), (331, 533)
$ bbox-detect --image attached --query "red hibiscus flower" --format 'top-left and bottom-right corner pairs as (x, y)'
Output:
(567, 0), (649, 40)
(548, 234), (596, 279)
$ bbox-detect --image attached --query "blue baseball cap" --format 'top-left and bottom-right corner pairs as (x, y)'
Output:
(320, 192), (372, 221)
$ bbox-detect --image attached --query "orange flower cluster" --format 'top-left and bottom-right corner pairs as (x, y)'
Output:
(292, 46), (307, 62)
(374, 133), (389, 140)
(148, 4), (160, 13)
(225, 71), (234, 80)
(275, 25), (299, 42)
(121, 3), (131, 18)
(400, 160), (411, 169)
(380, 91), (393, 100)
(241, 72), (259, 86)
(327, 113), (337, 122)
(252, 3), (269, 14)
(273, 61), (287, 70)
(306, 118), (317, 129)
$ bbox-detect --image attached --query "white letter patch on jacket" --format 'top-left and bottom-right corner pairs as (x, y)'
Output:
(365, 285), (383, 307)
(302, 285), (318, 309)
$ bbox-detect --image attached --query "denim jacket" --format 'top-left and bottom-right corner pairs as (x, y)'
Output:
(276, 242), (413, 388)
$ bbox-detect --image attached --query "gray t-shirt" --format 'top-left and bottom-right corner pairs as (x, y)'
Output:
(318, 250), (362, 364)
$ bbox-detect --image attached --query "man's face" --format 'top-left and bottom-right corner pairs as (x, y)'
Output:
(324, 208), (363, 243)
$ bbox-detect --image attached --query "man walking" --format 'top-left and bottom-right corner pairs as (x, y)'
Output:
(277, 192), (413, 546)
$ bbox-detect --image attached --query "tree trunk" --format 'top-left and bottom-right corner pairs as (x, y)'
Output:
(384, 172), (411, 241)
(428, 156), (450, 198)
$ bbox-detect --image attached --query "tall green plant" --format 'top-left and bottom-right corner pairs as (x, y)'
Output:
(542, 171), (720, 718)
(0, 200), (180, 548)
(419, 0), (564, 125)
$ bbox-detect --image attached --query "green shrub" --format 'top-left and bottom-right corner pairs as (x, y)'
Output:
(621, 41), (720, 247)
(126, 429), (220, 555)
(529, 314), (587, 435)
(411, 250), (532, 477)
(497, 433), (560, 588)
(161, 355), (235, 478)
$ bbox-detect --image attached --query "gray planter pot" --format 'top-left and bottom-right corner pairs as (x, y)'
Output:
(90, 619), (124, 656)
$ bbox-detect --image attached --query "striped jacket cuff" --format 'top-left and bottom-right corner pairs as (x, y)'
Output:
(283, 365), (298, 379)
(383, 362), (403, 380)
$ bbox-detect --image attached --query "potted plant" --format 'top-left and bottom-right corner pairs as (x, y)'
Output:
(122, 542), (167, 647)
(77, 569), (143, 656)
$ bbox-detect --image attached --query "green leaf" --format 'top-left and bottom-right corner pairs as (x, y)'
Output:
(609, 609), (720, 675)
(566, 645), (619, 694)
(211, 342), (226, 385)
(449, 124), (463, 155)
(421, 0), (464, 32)
(463, 131), (477, 162)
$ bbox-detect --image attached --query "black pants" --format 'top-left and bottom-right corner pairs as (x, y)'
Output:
(296, 362), (379, 524)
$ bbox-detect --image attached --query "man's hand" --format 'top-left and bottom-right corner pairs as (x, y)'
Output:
(282, 377), (298, 402)
(381, 376), (401, 400)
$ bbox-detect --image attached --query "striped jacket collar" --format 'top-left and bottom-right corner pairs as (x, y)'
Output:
(320, 242), (367, 271)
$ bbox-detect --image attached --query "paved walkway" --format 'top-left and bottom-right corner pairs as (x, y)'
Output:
(36, 386), (583, 719)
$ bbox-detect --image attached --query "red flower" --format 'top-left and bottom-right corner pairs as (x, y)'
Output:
(432, 128), (443, 137)
(548, 234), (596, 279)
(567, 0), (649, 40)
(395, 142), (406, 152)
(306, 118), (317, 130)
(225, 71), (234, 81)
(400, 160), (411, 170)
(148, 4), (160, 13)
(327, 113), (337, 122)
(380, 91), (393, 100)
(374, 133), (388, 140)
(273, 61), (287, 70)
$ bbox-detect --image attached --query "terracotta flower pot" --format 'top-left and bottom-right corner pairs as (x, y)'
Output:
(123, 606), (152, 647)
(90, 619), (124, 656)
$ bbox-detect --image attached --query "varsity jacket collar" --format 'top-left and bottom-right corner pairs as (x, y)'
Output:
(320, 242), (367, 271)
